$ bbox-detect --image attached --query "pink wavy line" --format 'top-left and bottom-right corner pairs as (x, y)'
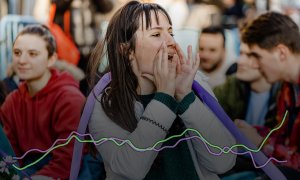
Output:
(13, 131), (287, 169)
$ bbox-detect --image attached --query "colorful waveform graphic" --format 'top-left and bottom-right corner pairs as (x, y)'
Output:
(2, 111), (288, 172)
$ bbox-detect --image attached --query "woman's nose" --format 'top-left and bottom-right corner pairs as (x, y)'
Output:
(165, 33), (175, 47)
(17, 53), (28, 64)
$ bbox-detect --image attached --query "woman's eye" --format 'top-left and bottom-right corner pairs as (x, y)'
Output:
(170, 33), (174, 37)
(152, 33), (160, 37)
(13, 50), (21, 56)
(29, 52), (38, 57)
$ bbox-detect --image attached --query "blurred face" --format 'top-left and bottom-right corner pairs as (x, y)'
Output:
(249, 45), (283, 83)
(132, 11), (176, 75)
(12, 34), (55, 82)
(236, 43), (262, 82)
(223, 0), (235, 8)
(198, 33), (225, 72)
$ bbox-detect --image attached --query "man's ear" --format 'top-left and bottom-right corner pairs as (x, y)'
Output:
(48, 53), (57, 68)
(276, 44), (289, 62)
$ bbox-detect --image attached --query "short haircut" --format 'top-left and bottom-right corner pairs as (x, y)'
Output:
(201, 26), (226, 47)
(242, 12), (300, 53)
(14, 24), (56, 57)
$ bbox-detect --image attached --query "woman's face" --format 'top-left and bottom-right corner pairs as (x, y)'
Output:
(12, 34), (55, 82)
(132, 11), (176, 75)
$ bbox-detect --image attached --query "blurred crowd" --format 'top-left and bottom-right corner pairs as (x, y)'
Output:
(0, 0), (299, 179)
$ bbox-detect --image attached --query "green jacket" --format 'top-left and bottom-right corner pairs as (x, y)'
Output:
(213, 75), (280, 127)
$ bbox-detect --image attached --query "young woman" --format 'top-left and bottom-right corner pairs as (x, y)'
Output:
(0, 25), (85, 179)
(88, 1), (236, 179)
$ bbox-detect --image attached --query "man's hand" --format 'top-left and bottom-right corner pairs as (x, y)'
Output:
(234, 119), (264, 147)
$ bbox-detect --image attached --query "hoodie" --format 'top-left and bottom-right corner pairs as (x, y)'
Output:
(0, 69), (85, 179)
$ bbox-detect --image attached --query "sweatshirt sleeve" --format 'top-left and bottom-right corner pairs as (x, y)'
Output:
(179, 71), (236, 174)
(88, 93), (177, 180)
(0, 93), (22, 157)
(35, 87), (85, 179)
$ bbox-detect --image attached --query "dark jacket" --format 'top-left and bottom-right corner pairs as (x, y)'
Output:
(213, 75), (280, 127)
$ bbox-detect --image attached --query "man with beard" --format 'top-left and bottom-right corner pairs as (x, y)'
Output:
(198, 26), (232, 88)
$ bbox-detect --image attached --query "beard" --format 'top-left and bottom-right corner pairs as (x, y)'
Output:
(201, 58), (223, 73)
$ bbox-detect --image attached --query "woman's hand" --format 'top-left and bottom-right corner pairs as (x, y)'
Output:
(142, 42), (178, 96)
(174, 44), (200, 101)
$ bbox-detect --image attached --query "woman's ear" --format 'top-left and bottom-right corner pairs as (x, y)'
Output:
(120, 43), (135, 61)
(120, 43), (129, 53)
(48, 53), (57, 68)
(128, 50), (135, 61)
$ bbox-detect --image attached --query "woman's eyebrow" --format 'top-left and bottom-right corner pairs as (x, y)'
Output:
(149, 26), (173, 30)
(28, 49), (39, 51)
(149, 26), (163, 30)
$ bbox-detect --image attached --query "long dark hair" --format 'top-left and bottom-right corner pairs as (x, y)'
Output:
(88, 1), (172, 132)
